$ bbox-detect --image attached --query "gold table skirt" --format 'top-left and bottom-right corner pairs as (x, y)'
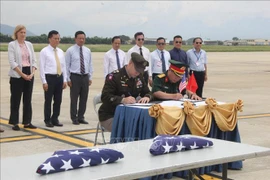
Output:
(148, 98), (243, 136)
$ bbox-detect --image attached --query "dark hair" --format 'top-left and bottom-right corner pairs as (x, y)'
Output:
(134, 32), (144, 39)
(75, 31), (86, 38)
(193, 37), (203, 43)
(112, 36), (122, 43)
(173, 35), (182, 41)
(156, 37), (166, 43)
(48, 30), (59, 39)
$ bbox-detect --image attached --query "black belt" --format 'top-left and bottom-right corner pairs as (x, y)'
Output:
(71, 73), (88, 77)
(45, 74), (62, 77)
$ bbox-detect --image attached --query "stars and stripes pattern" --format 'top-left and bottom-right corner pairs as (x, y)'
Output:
(149, 135), (213, 156)
(179, 73), (187, 93)
(36, 148), (124, 175)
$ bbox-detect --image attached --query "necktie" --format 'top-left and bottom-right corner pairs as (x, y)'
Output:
(161, 51), (166, 72)
(80, 46), (85, 74)
(139, 47), (143, 56)
(116, 50), (121, 69)
(54, 49), (62, 75)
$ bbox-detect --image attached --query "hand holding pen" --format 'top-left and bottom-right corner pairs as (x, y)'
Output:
(122, 92), (136, 104)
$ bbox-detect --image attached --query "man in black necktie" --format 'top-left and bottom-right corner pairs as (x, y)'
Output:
(127, 32), (152, 86)
(65, 31), (93, 125)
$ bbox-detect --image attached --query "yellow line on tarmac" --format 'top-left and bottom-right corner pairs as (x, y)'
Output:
(64, 129), (98, 135)
(0, 135), (43, 143)
(238, 113), (270, 119)
(0, 119), (94, 147)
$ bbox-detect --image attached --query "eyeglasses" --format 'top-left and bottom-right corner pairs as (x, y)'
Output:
(175, 41), (182, 44)
(196, 42), (202, 44)
(157, 43), (165, 46)
(137, 38), (144, 41)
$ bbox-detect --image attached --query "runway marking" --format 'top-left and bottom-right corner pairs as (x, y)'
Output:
(1, 112), (269, 145)
(238, 113), (270, 119)
(0, 119), (94, 147)
(0, 135), (43, 143)
(64, 129), (99, 135)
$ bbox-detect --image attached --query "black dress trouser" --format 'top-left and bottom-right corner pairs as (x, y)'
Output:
(70, 73), (89, 121)
(9, 67), (33, 125)
(44, 74), (63, 124)
(190, 70), (205, 98)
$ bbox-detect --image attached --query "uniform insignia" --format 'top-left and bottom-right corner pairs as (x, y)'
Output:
(165, 77), (168, 83)
(136, 79), (142, 88)
(164, 86), (169, 89)
(157, 74), (165, 78)
(113, 70), (119, 73)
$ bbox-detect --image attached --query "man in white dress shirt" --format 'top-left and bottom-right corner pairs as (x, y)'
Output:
(39, 30), (67, 128)
(127, 32), (152, 86)
(103, 36), (126, 78)
(186, 37), (208, 98)
(65, 31), (93, 125)
(150, 37), (171, 81)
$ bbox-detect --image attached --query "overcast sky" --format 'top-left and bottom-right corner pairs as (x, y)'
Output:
(1, 1), (270, 41)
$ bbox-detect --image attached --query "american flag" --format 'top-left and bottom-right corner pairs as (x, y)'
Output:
(149, 135), (213, 156)
(36, 148), (124, 175)
(179, 74), (187, 93)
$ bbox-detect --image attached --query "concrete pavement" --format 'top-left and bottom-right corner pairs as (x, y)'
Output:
(1, 51), (270, 180)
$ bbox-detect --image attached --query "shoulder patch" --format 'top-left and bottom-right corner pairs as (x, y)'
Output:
(112, 70), (119, 74)
(157, 74), (166, 78)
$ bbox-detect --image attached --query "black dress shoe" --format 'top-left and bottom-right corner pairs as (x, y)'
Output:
(12, 125), (20, 131)
(78, 119), (89, 124)
(52, 122), (63, 127)
(45, 122), (54, 128)
(72, 120), (80, 125)
(24, 123), (37, 129)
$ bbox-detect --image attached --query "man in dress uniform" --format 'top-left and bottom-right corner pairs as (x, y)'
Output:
(98, 52), (153, 132)
(152, 60), (201, 101)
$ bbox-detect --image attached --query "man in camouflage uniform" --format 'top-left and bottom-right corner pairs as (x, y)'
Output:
(152, 60), (201, 101)
(98, 52), (152, 131)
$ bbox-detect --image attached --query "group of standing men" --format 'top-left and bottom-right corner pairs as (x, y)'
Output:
(4, 26), (207, 132)
(99, 32), (208, 131)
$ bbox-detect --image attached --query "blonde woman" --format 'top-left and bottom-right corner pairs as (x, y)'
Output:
(8, 25), (37, 130)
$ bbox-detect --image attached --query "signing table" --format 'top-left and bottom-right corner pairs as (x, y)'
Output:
(2, 135), (270, 180)
(110, 99), (244, 178)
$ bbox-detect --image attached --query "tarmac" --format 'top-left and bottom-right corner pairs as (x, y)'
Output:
(0, 51), (270, 180)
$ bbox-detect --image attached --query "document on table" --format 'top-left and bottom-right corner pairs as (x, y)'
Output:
(124, 103), (154, 106)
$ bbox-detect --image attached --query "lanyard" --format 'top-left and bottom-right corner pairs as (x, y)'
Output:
(193, 50), (201, 61)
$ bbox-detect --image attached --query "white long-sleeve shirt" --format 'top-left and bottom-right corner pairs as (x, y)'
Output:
(126, 44), (151, 76)
(150, 49), (171, 74)
(103, 48), (126, 78)
(39, 44), (67, 84)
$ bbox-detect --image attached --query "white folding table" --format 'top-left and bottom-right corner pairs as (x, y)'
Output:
(1, 135), (270, 180)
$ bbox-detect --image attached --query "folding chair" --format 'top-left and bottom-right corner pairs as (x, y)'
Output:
(93, 93), (106, 146)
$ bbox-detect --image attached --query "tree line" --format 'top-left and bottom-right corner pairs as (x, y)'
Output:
(0, 33), (130, 44)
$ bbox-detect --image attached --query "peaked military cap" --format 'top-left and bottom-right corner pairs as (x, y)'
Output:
(169, 60), (189, 77)
(131, 52), (149, 73)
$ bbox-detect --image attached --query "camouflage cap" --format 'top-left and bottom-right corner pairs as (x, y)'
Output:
(131, 52), (149, 73)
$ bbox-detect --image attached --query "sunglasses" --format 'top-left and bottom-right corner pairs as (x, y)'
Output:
(196, 42), (202, 44)
(175, 41), (182, 44)
(137, 38), (144, 41)
(157, 43), (165, 45)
